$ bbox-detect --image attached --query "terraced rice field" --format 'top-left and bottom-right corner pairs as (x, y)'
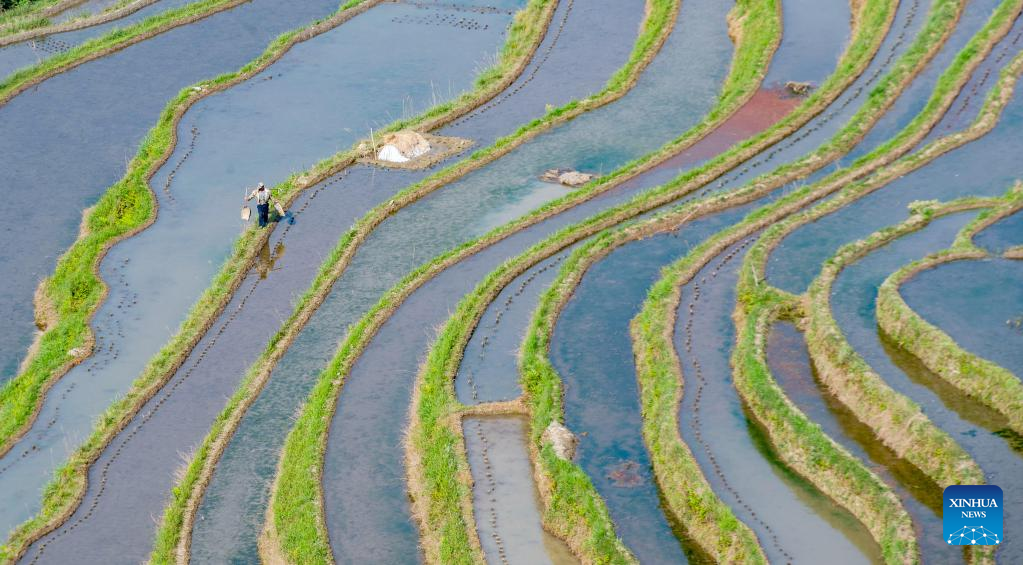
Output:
(0, 0), (1020, 563)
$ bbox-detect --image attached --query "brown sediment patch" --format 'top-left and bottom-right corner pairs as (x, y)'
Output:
(459, 398), (527, 418)
(19, 279), (63, 376)
(605, 461), (644, 488)
(353, 0), (942, 558)
(1005, 244), (1023, 258)
(849, 0), (866, 29)
(643, 86), (802, 176)
(357, 133), (474, 170)
(76, 204), (94, 241)
(31, 281), (57, 335)
(398, 1), (1023, 560)
(0, 0), (161, 47)
(609, 0), (915, 203)
(768, 326), (815, 392)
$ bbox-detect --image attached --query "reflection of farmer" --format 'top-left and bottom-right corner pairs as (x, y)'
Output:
(256, 240), (285, 279)
(245, 182), (273, 227)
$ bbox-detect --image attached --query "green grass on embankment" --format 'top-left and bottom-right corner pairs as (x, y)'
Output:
(407, 0), (780, 560)
(0, 0), (263, 104)
(631, 17), (1023, 562)
(264, 0), (689, 561)
(269, 0), (968, 559)
(0, 0), (58, 36)
(144, 1), (561, 562)
(876, 193), (1023, 435)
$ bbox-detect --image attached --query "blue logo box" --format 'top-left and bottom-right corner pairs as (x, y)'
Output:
(943, 485), (1003, 546)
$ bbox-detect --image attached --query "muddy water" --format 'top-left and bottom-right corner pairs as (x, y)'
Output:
(832, 211), (1023, 561)
(840, 0), (1006, 164)
(767, 322), (956, 563)
(188, 1), (647, 562)
(315, 0), (861, 549)
(463, 416), (577, 565)
(314, 0), (739, 557)
(453, 0), (928, 408)
(901, 257), (1023, 377)
(622, 0), (917, 208)
(0, 0), (352, 384)
(976, 209), (1023, 252)
(0, 0), (194, 79)
(8, 5), (520, 563)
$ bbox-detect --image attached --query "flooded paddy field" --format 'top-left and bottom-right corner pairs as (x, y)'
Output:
(0, 0), (195, 80)
(189, 1), (645, 562)
(976, 209), (1023, 251)
(6, 0), (1023, 562)
(0, 0), (347, 384)
(5, 1), (522, 561)
(901, 258), (1023, 380)
(830, 212), (1023, 561)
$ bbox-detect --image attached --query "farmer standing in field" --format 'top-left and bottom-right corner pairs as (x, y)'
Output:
(245, 182), (274, 227)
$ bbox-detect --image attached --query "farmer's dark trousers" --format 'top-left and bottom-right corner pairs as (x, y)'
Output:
(257, 203), (270, 227)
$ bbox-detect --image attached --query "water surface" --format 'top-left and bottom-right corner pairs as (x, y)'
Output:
(832, 211), (1023, 561)
(11, 4), (517, 561)
(901, 257), (1023, 377)
(463, 416), (578, 565)
(0, 0), (346, 385)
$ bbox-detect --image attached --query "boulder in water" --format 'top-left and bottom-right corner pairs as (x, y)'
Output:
(540, 168), (597, 187)
(542, 420), (578, 460)
(785, 81), (814, 96)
